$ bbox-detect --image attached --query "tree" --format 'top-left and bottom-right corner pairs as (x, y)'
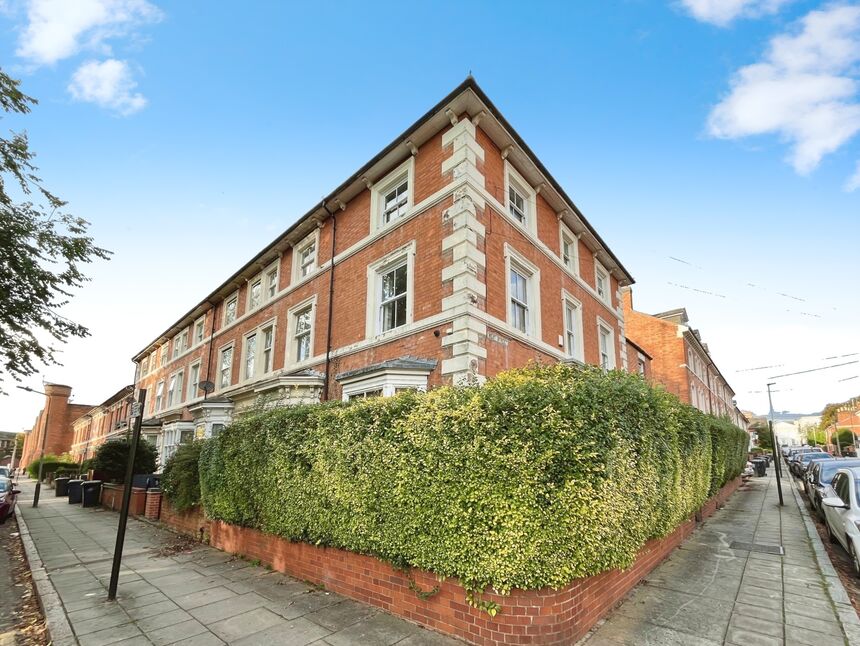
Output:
(805, 429), (828, 445)
(750, 421), (773, 451)
(833, 429), (856, 452)
(0, 68), (110, 394)
(91, 438), (157, 483)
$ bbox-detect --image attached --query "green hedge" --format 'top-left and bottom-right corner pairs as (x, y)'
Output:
(26, 455), (79, 479)
(199, 364), (748, 594)
(162, 442), (205, 512)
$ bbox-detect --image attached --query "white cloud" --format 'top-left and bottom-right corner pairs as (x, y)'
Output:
(68, 59), (146, 115)
(844, 160), (860, 190)
(16, 0), (161, 66)
(680, 0), (792, 26)
(708, 4), (860, 175)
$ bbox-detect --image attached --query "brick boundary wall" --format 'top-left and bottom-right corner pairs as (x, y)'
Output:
(159, 497), (210, 539)
(100, 484), (148, 516)
(144, 489), (162, 520)
(154, 476), (744, 645)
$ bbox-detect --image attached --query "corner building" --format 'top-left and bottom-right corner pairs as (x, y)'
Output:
(132, 79), (637, 462)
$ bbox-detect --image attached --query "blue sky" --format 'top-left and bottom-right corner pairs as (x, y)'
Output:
(1, 0), (859, 433)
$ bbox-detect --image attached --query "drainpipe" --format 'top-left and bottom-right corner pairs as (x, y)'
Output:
(321, 201), (338, 401)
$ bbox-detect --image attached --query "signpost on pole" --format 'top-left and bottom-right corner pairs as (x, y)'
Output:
(108, 389), (146, 601)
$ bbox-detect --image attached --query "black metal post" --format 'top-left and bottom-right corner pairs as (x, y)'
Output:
(108, 389), (146, 601)
(766, 382), (784, 507)
(768, 420), (784, 506)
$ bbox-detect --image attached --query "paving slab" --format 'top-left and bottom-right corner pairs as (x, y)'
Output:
(582, 470), (860, 645)
(15, 479), (456, 645)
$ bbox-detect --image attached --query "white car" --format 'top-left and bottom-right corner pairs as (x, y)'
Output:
(821, 467), (860, 577)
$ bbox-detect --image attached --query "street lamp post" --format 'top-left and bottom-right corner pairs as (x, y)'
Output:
(766, 382), (785, 507)
(16, 385), (51, 508)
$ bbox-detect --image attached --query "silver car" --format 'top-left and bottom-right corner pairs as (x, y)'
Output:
(821, 467), (860, 577)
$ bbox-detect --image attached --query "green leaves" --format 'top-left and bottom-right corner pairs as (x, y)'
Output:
(198, 364), (748, 595)
(0, 68), (111, 394)
(162, 441), (205, 511)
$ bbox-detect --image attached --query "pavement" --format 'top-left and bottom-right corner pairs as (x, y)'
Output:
(13, 469), (860, 646)
(582, 467), (860, 646)
(13, 479), (459, 646)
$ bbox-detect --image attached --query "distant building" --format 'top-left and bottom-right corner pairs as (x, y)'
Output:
(0, 431), (19, 467)
(621, 289), (746, 429)
(624, 337), (652, 381)
(69, 386), (135, 462)
(773, 421), (802, 447)
(20, 384), (94, 469)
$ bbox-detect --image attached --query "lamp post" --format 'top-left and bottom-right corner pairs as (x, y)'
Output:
(16, 385), (51, 508)
(766, 382), (784, 507)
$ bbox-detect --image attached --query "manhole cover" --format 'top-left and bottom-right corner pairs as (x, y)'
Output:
(729, 541), (784, 555)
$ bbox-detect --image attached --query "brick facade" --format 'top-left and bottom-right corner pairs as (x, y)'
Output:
(622, 290), (747, 429)
(20, 384), (93, 470)
(130, 79), (642, 461)
(70, 385), (135, 462)
(149, 477), (741, 646)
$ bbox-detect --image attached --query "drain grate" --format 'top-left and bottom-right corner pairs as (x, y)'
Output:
(729, 541), (784, 555)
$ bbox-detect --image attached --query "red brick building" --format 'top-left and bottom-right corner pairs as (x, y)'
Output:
(20, 384), (93, 469)
(132, 79), (640, 462)
(622, 289), (747, 428)
(69, 385), (134, 463)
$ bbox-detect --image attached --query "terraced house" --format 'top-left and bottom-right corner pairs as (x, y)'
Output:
(132, 78), (639, 461)
(69, 385), (134, 462)
(622, 289), (747, 429)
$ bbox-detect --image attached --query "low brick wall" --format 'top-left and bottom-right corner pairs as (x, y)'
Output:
(100, 484), (147, 516)
(157, 476), (742, 645)
(159, 498), (209, 539)
(145, 489), (162, 520)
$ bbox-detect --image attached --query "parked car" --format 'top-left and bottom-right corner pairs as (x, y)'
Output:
(808, 459), (860, 517)
(791, 451), (830, 477)
(821, 467), (860, 577)
(0, 478), (20, 523)
(795, 453), (833, 477)
(0, 466), (9, 479)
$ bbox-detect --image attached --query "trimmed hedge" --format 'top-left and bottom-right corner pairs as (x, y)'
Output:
(199, 364), (748, 594)
(162, 442), (205, 512)
(26, 455), (79, 480)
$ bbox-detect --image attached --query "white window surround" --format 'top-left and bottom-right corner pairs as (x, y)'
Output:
(365, 241), (416, 339)
(340, 370), (429, 402)
(503, 244), (541, 341)
(240, 317), (278, 383)
(369, 157), (416, 233)
(187, 361), (201, 401)
(559, 222), (580, 277)
(287, 295), (317, 366)
(173, 329), (188, 359)
(597, 317), (617, 370)
(166, 369), (184, 408)
(264, 262), (279, 300)
(561, 290), (585, 363)
(218, 343), (234, 391)
(223, 291), (239, 327)
(193, 316), (206, 346)
(247, 275), (263, 312)
(503, 161), (537, 233)
(292, 230), (320, 283)
(154, 380), (165, 412)
(594, 261), (611, 306)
